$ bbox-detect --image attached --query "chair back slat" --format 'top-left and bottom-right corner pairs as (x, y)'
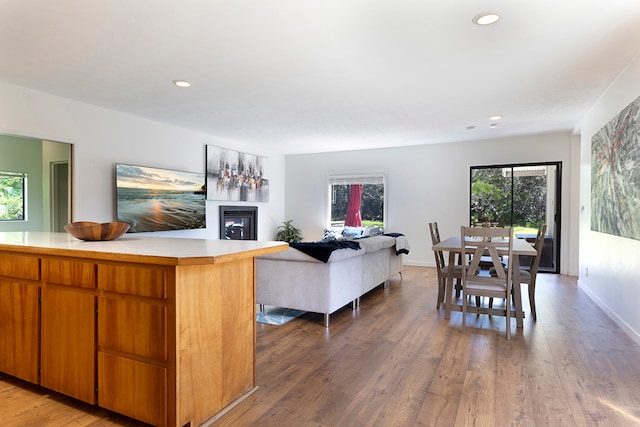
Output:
(487, 247), (507, 278)
(467, 246), (483, 274)
(429, 222), (445, 270)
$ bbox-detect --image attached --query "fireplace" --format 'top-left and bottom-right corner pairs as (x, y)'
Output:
(220, 206), (258, 240)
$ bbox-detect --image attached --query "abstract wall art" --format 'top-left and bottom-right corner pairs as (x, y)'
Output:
(591, 95), (640, 240)
(206, 145), (269, 202)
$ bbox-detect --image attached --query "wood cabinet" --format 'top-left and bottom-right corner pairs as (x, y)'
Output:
(97, 263), (169, 425)
(0, 232), (287, 427)
(0, 253), (40, 383)
(40, 259), (97, 403)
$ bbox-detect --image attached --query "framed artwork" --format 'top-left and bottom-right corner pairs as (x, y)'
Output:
(206, 145), (269, 202)
(591, 95), (640, 240)
(115, 163), (206, 233)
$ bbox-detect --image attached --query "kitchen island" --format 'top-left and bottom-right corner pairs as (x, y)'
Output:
(0, 232), (287, 426)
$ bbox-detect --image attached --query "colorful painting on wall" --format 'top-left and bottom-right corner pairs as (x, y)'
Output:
(206, 145), (269, 202)
(591, 95), (640, 240)
(116, 163), (206, 233)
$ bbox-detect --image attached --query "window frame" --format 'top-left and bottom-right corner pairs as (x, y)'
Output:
(0, 170), (27, 222)
(326, 172), (387, 230)
(469, 161), (562, 273)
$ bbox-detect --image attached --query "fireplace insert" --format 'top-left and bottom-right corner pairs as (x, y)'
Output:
(219, 206), (257, 240)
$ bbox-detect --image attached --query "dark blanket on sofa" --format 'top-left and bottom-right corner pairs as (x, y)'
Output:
(290, 241), (361, 263)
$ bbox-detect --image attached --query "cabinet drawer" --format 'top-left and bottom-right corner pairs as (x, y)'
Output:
(0, 254), (40, 281)
(97, 264), (167, 298)
(98, 297), (167, 361)
(98, 352), (167, 427)
(42, 259), (96, 289)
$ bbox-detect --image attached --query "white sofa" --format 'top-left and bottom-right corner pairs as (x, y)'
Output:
(256, 235), (405, 327)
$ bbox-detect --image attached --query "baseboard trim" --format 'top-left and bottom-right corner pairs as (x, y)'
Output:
(578, 279), (640, 348)
(201, 386), (259, 426)
(402, 260), (434, 267)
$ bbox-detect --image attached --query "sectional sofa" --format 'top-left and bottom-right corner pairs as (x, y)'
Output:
(256, 234), (407, 327)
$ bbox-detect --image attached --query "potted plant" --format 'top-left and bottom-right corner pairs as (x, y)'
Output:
(275, 220), (303, 243)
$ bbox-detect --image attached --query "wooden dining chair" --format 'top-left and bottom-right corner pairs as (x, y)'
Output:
(460, 226), (514, 339)
(520, 224), (547, 321)
(489, 223), (547, 321)
(429, 222), (463, 309)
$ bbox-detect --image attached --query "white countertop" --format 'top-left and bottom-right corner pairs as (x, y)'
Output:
(0, 232), (288, 265)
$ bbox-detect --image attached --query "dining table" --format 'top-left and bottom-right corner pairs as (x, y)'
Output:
(432, 235), (537, 328)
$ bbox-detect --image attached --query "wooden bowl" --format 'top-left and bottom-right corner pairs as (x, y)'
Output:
(64, 221), (131, 241)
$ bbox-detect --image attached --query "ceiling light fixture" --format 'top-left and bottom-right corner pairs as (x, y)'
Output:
(173, 80), (191, 88)
(472, 12), (500, 25)
(489, 115), (503, 121)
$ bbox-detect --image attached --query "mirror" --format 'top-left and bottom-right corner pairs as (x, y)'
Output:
(0, 133), (72, 232)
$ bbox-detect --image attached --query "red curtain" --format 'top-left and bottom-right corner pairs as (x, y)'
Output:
(344, 184), (362, 226)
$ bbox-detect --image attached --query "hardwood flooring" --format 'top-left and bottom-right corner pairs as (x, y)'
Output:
(2, 266), (640, 426)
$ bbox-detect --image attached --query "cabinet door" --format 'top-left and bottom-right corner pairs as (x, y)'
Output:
(41, 287), (96, 403)
(0, 279), (39, 383)
(98, 352), (167, 427)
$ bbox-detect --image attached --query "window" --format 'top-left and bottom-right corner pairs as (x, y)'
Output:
(0, 171), (27, 221)
(328, 174), (385, 229)
(469, 162), (561, 273)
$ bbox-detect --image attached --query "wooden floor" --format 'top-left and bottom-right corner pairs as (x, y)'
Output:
(2, 266), (640, 426)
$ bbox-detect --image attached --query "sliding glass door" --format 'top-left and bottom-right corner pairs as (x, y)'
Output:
(470, 162), (561, 273)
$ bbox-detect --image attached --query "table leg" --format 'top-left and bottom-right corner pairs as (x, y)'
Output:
(444, 251), (456, 319)
(511, 254), (524, 328)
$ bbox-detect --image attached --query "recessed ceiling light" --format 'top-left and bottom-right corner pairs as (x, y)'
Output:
(473, 12), (500, 25)
(173, 80), (191, 88)
(466, 125), (477, 131)
(489, 115), (503, 121)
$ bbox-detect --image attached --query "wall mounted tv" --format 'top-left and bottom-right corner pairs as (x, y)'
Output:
(116, 163), (206, 233)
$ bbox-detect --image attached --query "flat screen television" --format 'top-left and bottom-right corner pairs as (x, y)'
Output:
(116, 163), (206, 233)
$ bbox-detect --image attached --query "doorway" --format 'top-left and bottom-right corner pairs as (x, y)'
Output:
(51, 161), (69, 232)
(469, 162), (561, 273)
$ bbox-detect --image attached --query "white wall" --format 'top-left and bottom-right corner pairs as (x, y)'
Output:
(0, 81), (285, 240)
(0, 134), (43, 231)
(285, 131), (579, 276)
(579, 54), (640, 346)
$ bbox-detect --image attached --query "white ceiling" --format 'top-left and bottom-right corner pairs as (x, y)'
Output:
(2, 0), (640, 154)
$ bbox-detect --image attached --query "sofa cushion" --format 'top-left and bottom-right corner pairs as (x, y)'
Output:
(321, 228), (342, 242)
(258, 243), (363, 263)
(356, 235), (396, 253)
(342, 226), (363, 239)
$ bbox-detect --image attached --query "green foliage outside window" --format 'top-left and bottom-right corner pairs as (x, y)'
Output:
(0, 172), (26, 221)
(470, 168), (546, 229)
